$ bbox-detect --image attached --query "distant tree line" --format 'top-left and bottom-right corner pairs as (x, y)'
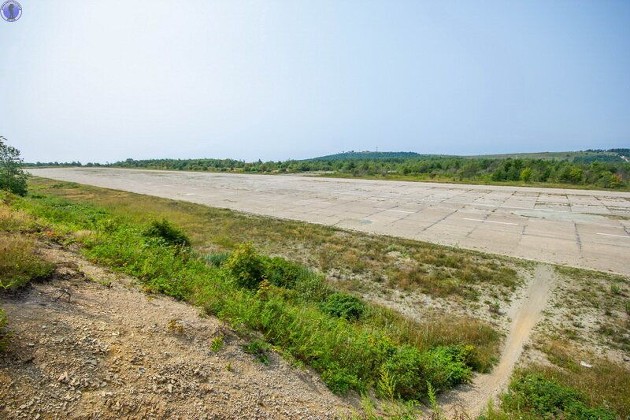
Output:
(24, 150), (630, 190)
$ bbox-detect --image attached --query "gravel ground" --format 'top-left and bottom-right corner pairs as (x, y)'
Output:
(0, 245), (355, 419)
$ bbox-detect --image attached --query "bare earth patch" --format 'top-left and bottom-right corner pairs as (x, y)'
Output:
(0, 245), (354, 419)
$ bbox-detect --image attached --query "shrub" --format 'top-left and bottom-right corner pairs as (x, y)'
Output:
(501, 373), (616, 419)
(263, 256), (306, 289)
(224, 243), (265, 289)
(321, 365), (362, 395)
(380, 345), (473, 400)
(0, 136), (28, 196)
(381, 345), (426, 400)
(321, 292), (366, 320)
(421, 345), (473, 393)
(143, 219), (190, 247)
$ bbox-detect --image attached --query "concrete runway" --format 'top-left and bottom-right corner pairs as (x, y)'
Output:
(30, 168), (630, 276)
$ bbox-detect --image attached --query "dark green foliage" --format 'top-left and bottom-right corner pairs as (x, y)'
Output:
(321, 365), (362, 395)
(262, 256), (308, 289)
(205, 252), (229, 267)
(224, 243), (265, 289)
(381, 345), (473, 400)
(501, 373), (616, 419)
(0, 136), (28, 196)
(309, 151), (425, 161)
(143, 219), (191, 247)
(321, 292), (366, 320)
(421, 345), (474, 392)
(242, 339), (270, 365)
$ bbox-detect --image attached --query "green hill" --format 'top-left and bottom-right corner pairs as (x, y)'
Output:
(307, 151), (427, 161)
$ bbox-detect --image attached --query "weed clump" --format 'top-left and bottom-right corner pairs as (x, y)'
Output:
(205, 252), (229, 267)
(321, 292), (366, 321)
(242, 339), (270, 365)
(143, 219), (190, 248)
(380, 344), (473, 400)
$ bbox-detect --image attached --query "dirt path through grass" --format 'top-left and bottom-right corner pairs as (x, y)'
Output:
(440, 264), (556, 417)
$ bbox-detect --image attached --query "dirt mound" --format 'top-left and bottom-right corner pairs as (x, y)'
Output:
(0, 246), (353, 419)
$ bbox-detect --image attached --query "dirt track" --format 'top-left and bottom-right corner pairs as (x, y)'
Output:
(440, 264), (556, 417)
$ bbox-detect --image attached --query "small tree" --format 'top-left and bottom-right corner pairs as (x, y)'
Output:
(0, 136), (28, 196)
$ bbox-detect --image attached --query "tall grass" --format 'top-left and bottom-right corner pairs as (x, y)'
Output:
(10, 191), (502, 400)
(0, 234), (55, 290)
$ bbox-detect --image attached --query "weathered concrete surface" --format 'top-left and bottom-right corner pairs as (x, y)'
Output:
(29, 168), (630, 276)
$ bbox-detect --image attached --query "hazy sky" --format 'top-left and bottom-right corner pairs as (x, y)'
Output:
(1, 1), (629, 163)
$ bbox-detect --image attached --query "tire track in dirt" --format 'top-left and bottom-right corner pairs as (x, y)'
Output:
(439, 264), (556, 418)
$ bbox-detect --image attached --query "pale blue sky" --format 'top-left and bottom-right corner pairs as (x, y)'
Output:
(1, 1), (629, 163)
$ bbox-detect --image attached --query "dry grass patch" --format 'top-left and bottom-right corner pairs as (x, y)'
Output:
(536, 339), (630, 418)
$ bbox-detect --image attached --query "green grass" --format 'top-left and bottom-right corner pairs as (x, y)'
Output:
(27, 178), (522, 301)
(484, 339), (630, 419)
(6, 187), (503, 401)
(0, 193), (57, 353)
(0, 234), (55, 290)
(491, 370), (617, 419)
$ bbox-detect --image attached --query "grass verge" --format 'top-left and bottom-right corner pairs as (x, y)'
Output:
(5, 187), (503, 402)
(27, 177), (522, 302)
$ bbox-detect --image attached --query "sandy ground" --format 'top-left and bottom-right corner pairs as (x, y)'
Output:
(0, 245), (355, 419)
(29, 168), (630, 276)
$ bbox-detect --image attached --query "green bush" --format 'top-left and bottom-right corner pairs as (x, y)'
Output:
(501, 373), (615, 419)
(143, 219), (190, 247)
(321, 364), (362, 395)
(321, 292), (366, 320)
(421, 345), (473, 392)
(263, 256), (306, 289)
(224, 243), (265, 289)
(381, 345), (473, 400)
(380, 345), (426, 400)
(0, 136), (28, 196)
